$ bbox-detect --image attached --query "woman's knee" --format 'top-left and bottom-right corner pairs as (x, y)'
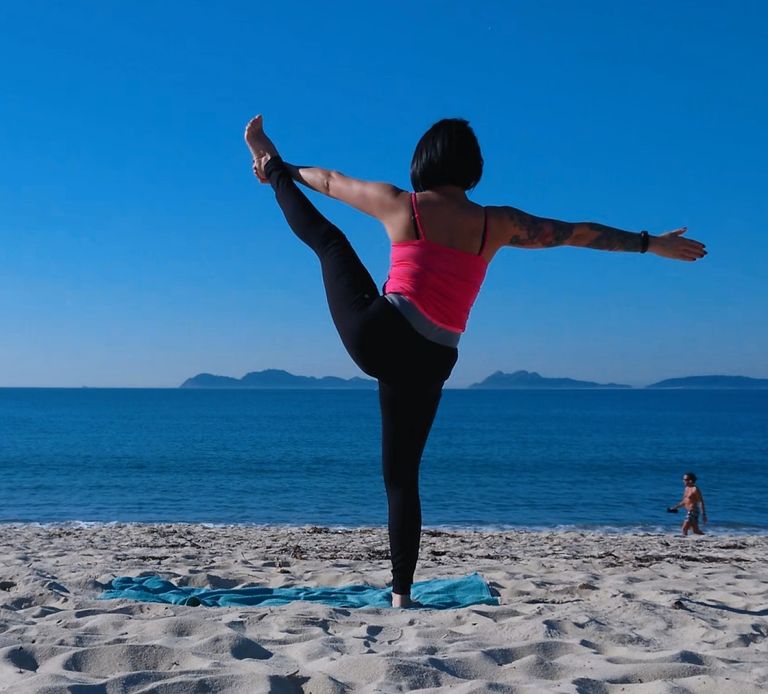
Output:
(313, 223), (351, 256)
(383, 466), (420, 491)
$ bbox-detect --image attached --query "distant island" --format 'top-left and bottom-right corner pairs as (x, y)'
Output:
(645, 375), (768, 389)
(180, 369), (768, 390)
(180, 369), (377, 390)
(469, 370), (631, 390)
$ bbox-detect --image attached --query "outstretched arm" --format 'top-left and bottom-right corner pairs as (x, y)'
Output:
(244, 115), (406, 223)
(494, 206), (707, 262)
(281, 163), (407, 222)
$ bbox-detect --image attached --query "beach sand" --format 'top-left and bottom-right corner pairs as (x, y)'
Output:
(1, 524), (767, 693)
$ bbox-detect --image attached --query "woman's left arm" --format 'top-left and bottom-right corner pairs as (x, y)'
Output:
(283, 162), (408, 223)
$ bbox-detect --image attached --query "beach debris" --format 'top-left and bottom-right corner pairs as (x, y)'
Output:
(44, 580), (69, 594)
(577, 582), (598, 591)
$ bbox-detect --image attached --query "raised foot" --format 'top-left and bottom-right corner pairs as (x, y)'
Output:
(244, 115), (279, 183)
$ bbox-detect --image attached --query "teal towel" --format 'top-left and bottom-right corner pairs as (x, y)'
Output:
(100, 573), (498, 609)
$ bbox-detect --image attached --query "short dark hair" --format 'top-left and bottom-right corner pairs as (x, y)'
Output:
(410, 118), (483, 192)
(684, 472), (697, 483)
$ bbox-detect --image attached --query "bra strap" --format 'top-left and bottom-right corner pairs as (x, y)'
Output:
(478, 208), (488, 255)
(410, 192), (426, 240)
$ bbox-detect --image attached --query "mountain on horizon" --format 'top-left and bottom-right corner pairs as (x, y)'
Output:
(646, 375), (768, 389)
(180, 369), (377, 390)
(181, 369), (768, 391)
(469, 370), (631, 390)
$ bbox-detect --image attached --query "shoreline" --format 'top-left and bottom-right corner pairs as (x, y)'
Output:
(2, 524), (768, 691)
(3, 520), (768, 537)
(5, 522), (768, 564)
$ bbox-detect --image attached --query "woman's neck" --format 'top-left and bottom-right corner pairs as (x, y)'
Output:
(422, 185), (468, 201)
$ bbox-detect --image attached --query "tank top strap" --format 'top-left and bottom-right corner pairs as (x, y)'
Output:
(410, 192), (427, 241)
(477, 207), (488, 256)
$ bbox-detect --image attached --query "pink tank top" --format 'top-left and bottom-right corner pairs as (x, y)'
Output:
(383, 193), (488, 333)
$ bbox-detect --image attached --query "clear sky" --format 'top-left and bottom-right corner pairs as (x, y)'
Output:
(1, 1), (766, 388)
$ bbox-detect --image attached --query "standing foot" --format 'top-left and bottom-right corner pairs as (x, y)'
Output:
(244, 115), (279, 183)
(392, 592), (423, 608)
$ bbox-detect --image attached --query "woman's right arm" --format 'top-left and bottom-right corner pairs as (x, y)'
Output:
(491, 206), (707, 261)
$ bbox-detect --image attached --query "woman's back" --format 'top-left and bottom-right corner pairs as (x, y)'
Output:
(383, 191), (489, 334)
(387, 190), (490, 260)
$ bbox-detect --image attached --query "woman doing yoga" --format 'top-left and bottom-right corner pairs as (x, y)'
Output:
(244, 115), (706, 607)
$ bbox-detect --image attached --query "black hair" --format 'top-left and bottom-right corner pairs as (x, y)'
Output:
(410, 118), (483, 192)
(684, 472), (697, 483)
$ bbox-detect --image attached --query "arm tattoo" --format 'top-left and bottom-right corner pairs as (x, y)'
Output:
(581, 222), (642, 252)
(505, 208), (641, 251)
(505, 207), (576, 247)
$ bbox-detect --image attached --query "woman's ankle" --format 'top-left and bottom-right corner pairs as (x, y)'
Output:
(391, 591), (412, 608)
(263, 154), (284, 178)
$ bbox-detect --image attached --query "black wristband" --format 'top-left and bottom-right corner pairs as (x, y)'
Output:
(640, 230), (649, 253)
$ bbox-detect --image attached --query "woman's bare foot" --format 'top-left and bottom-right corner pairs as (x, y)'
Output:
(392, 592), (420, 608)
(244, 115), (278, 183)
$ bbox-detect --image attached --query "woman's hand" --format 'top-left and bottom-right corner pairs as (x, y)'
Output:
(649, 227), (707, 261)
(252, 161), (268, 184)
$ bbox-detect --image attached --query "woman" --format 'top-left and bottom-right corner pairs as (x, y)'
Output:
(244, 115), (706, 607)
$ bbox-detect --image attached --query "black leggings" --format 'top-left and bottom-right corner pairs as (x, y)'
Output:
(265, 157), (458, 594)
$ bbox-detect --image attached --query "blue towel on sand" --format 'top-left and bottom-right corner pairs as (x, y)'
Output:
(100, 573), (498, 609)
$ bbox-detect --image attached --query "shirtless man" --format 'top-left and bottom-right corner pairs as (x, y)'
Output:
(669, 472), (707, 535)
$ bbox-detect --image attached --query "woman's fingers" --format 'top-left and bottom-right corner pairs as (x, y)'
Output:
(665, 238), (706, 261)
(656, 233), (707, 260)
(663, 229), (705, 249)
(660, 226), (692, 241)
(672, 236), (707, 260)
(252, 161), (268, 184)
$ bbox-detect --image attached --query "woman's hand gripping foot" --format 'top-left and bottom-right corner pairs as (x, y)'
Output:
(244, 115), (279, 183)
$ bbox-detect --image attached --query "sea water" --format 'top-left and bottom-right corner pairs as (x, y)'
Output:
(1, 389), (766, 533)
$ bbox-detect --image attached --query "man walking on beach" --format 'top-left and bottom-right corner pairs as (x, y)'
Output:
(669, 472), (707, 535)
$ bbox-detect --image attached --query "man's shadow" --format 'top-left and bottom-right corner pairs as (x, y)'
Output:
(680, 598), (768, 617)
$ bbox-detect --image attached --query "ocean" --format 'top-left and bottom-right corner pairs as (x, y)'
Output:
(1, 388), (766, 533)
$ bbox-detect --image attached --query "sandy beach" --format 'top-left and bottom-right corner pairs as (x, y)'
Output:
(1, 524), (767, 693)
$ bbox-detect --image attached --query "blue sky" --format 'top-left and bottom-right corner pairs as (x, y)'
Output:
(1, 1), (766, 387)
